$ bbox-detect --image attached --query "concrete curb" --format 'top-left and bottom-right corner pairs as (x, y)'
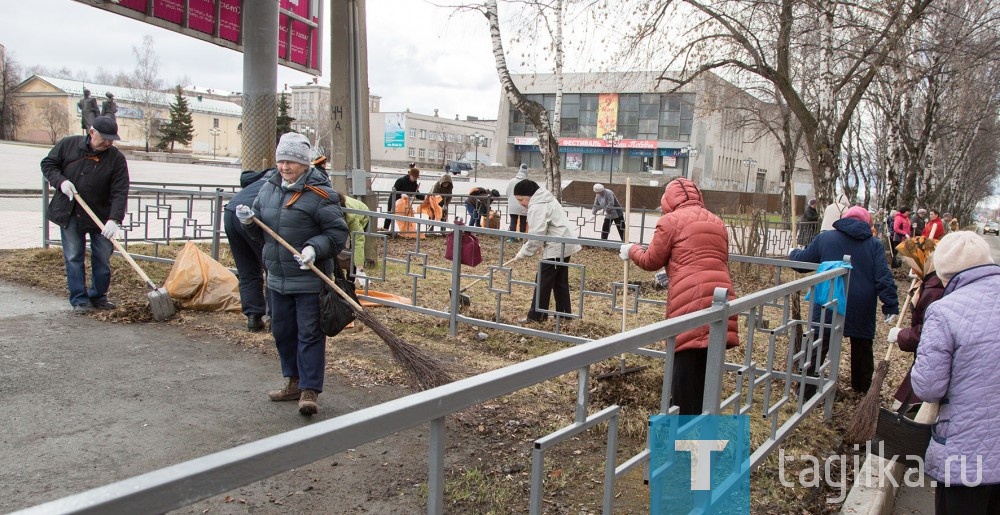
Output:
(840, 454), (906, 514)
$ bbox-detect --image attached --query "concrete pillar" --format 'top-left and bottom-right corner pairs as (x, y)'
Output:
(241, 1), (279, 171)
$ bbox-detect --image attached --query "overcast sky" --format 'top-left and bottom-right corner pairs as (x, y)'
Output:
(1, 0), (503, 120)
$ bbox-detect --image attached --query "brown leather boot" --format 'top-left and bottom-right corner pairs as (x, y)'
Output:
(267, 377), (300, 401)
(298, 389), (319, 416)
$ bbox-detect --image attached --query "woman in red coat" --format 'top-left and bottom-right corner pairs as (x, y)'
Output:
(620, 178), (740, 414)
(922, 209), (945, 241)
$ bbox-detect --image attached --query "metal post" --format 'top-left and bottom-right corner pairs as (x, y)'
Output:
(743, 158), (757, 192)
(241, 1), (278, 171)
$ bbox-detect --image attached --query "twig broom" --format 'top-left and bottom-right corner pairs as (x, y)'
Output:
(844, 224), (936, 444)
(252, 217), (453, 391)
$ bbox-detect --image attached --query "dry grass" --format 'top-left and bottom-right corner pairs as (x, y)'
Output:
(0, 240), (911, 513)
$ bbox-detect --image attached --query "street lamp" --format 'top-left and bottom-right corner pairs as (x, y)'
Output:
(680, 145), (699, 179)
(471, 133), (485, 181)
(209, 127), (221, 159)
(743, 157), (758, 192)
(602, 129), (623, 184)
(302, 126), (315, 148)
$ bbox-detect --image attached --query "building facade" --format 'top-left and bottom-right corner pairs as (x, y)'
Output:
(286, 80), (330, 154)
(368, 108), (497, 172)
(13, 75), (242, 156)
(494, 72), (812, 196)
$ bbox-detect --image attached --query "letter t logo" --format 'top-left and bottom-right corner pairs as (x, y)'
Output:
(675, 439), (729, 490)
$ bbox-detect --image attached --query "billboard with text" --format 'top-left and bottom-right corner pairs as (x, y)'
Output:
(74, 0), (322, 75)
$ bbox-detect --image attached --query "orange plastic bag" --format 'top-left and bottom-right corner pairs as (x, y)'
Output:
(164, 241), (242, 312)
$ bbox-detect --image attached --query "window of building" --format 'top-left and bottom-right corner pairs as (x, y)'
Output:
(428, 131), (436, 141)
(418, 149), (425, 158)
(408, 148), (416, 158)
(438, 132), (445, 141)
(428, 149), (436, 160)
(213, 118), (219, 128)
(446, 133), (454, 142)
(419, 129), (426, 139)
(409, 128), (416, 138)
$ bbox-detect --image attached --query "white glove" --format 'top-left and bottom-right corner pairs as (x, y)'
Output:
(588, 216), (596, 223)
(514, 248), (531, 261)
(619, 243), (634, 261)
(235, 204), (254, 225)
(888, 327), (902, 343)
(101, 220), (119, 240)
(60, 181), (77, 199)
(884, 314), (897, 325)
(354, 268), (368, 288)
(295, 246), (316, 269)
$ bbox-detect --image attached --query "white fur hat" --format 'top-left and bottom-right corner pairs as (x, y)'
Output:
(934, 231), (994, 284)
(593, 183), (605, 193)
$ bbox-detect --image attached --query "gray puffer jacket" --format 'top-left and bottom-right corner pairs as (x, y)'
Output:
(247, 168), (348, 295)
(911, 264), (1000, 486)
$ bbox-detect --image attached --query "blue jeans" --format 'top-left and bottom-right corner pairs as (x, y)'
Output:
(465, 203), (482, 227)
(269, 290), (327, 392)
(224, 211), (268, 317)
(60, 216), (114, 307)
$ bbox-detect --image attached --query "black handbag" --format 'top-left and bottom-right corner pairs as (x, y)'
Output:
(319, 262), (358, 337)
(871, 403), (933, 468)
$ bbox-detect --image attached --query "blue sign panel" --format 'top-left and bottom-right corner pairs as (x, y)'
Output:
(649, 414), (751, 514)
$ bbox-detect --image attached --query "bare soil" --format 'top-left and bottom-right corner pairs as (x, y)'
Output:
(0, 241), (910, 514)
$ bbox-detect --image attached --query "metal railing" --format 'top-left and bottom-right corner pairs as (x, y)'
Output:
(15, 257), (849, 514)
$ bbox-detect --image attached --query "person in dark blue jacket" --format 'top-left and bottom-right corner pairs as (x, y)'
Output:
(790, 206), (899, 396)
(224, 168), (273, 332)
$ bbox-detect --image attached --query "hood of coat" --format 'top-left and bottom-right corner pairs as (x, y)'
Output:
(832, 217), (874, 240)
(660, 178), (705, 214)
(528, 186), (556, 208)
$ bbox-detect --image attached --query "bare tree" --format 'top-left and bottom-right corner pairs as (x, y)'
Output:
(485, 0), (562, 198)
(0, 51), (25, 140)
(619, 0), (936, 209)
(128, 35), (164, 152)
(41, 101), (69, 144)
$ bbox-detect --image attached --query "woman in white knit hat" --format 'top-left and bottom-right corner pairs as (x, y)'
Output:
(235, 132), (349, 417)
(911, 231), (1000, 513)
(588, 183), (625, 241)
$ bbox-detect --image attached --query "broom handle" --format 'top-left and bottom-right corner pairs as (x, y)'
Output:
(789, 179), (798, 246)
(251, 217), (365, 313)
(622, 179), (632, 333)
(74, 193), (158, 291)
(460, 257), (520, 292)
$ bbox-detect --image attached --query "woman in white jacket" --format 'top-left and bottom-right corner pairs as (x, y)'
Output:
(513, 179), (582, 323)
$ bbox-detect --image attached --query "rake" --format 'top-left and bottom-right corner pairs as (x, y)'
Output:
(252, 217), (453, 391)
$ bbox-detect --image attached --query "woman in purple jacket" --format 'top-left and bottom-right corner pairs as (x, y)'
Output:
(911, 232), (1000, 513)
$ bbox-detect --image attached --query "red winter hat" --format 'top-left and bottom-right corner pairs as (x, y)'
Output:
(842, 206), (871, 225)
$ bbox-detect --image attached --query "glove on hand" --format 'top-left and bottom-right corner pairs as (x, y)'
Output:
(514, 248), (531, 261)
(588, 216), (596, 223)
(884, 314), (897, 325)
(619, 243), (634, 261)
(888, 327), (902, 343)
(235, 204), (254, 225)
(295, 246), (316, 269)
(60, 181), (77, 199)
(101, 220), (119, 240)
(354, 268), (368, 288)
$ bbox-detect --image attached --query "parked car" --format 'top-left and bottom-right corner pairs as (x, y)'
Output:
(446, 160), (473, 175)
(985, 222), (999, 235)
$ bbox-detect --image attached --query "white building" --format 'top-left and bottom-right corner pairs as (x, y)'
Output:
(368, 108), (497, 172)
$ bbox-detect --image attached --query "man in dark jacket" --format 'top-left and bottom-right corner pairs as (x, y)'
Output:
(41, 116), (130, 314)
(224, 169), (273, 332)
(382, 164), (424, 230)
(790, 206), (899, 396)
